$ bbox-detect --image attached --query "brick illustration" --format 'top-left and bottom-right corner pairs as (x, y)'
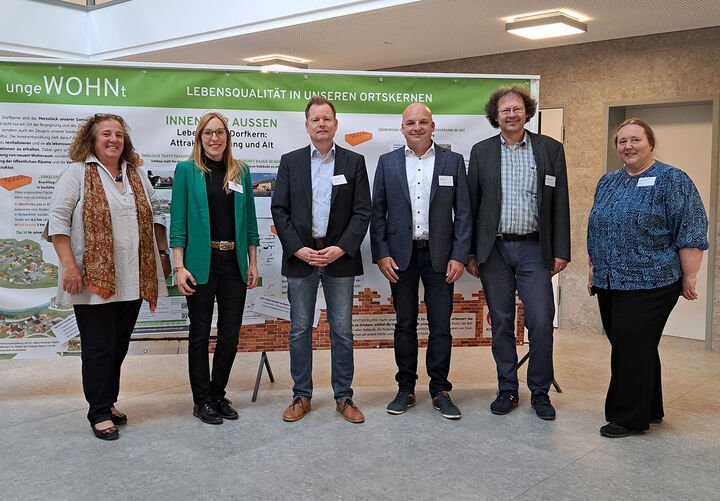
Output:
(214, 289), (525, 353)
(0, 175), (32, 191)
(344, 131), (373, 146)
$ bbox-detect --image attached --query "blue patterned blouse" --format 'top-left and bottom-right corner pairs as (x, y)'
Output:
(587, 161), (708, 290)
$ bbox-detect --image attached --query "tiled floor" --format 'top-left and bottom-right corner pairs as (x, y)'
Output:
(1, 329), (719, 500)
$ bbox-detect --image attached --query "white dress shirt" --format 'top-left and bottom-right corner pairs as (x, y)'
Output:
(405, 143), (435, 240)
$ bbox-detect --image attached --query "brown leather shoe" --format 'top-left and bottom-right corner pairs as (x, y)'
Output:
(336, 398), (365, 423)
(283, 397), (311, 422)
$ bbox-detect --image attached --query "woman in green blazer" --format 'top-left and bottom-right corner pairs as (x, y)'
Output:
(170, 111), (259, 425)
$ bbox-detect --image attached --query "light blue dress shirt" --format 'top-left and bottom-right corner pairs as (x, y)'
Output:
(310, 143), (335, 238)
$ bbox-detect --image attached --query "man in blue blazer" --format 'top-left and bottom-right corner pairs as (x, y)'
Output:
(371, 103), (471, 419)
(271, 97), (371, 424)
(466, 86), (570, 420)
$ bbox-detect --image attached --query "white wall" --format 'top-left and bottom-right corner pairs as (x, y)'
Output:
(1, 0), (418, 60)
(0, 0), (87, 57)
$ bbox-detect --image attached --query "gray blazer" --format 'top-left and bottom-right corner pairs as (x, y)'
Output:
(370, 145), (471, 273)
(467, 130), (571, 270)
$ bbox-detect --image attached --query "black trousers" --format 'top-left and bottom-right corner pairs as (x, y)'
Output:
(186, 248), (247, 405)
(595, 280), (681, 430)
(390, 247), (454, 396)
(74, 299), (143, 426)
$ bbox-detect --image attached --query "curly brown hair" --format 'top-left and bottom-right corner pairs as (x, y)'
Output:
(68, 113), (139, 165)
(484, 85), (537, 129)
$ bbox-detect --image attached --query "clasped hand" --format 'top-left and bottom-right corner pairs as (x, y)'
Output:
(295, 246), (345, 266)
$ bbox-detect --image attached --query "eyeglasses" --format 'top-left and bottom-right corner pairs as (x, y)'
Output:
(201, 128), (227, 138)
(498, 107), (525, 116)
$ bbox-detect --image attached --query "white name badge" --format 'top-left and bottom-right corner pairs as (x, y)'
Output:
(637, 177), (656, 187)
(545, 175), (556, 187)
(438, 175), (454, 186)
(331, 174), (347, 186)
(228, 181), (243, 193)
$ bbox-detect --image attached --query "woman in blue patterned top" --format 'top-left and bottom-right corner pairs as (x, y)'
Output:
(587, 118), (708, 438)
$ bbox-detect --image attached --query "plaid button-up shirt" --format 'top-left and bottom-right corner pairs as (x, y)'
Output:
(499, 133), (538, 235)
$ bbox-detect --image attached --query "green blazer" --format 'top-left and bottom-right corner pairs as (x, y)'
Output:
(169, 160), (259, 284)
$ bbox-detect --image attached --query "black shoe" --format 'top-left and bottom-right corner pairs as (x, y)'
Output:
(600, 422), (642, 438)
(215, 398), (238, 420)
(432, 391), (461, 420)
(110, 408), (127, 426)
(193, 402), (223, 424)
(531, 392), (556, 420)
(91, 423), (119, 440)
(650, 417), (663, 424)
(386, 391), (416, 415)
(490, 390), (518, 415)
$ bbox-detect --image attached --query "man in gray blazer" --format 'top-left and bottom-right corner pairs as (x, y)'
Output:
(466, 86), (570, 420)
(272, 97), (371, 424)
(371, 103), (471, 419)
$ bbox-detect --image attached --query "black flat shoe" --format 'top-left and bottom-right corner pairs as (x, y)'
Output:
(599, 422), (642, 438)
(110, 409), (127, 426)
(92, 424), (119, 440)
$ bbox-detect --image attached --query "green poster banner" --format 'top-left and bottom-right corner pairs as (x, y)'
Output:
(0, 61), (532, 114)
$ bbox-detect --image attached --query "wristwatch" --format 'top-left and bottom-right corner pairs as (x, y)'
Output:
(158, 249), (170, 257)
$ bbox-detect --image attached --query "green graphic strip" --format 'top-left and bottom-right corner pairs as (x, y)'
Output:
(0, 62), (530, 115)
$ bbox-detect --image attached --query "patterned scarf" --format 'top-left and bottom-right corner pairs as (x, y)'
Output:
(82, 163), (158, 311)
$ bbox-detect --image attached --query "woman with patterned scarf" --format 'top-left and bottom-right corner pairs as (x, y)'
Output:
(170, 112), (259, 425)
(48, 114), (170, 440)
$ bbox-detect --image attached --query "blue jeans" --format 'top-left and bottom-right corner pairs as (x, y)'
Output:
(286, 268), (355, 402)
(478, 239), (555, 394)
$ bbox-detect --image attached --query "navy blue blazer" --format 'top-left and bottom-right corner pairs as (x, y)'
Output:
(271, 144), (371, 277)
(467, 130), (571, 270)
(370, 144), (471, 273)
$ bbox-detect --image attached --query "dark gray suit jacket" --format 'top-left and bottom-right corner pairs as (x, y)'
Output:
(467, 130), (571, 270)
(271, 144), (371, 277)
(370, 145), (471, 273)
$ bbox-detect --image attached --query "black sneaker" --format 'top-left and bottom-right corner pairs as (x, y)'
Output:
(490, 390), (518, 415)
(432, 391), (461, 420)
(215, 397), (239, 420)
(387, 391), (416, 415)
(530, 392), (556, 420)
(193, 402), (223, 424)
(600, 422), (642, 438)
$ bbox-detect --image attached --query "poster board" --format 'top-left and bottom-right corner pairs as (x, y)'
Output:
(0, 59), (538, 356)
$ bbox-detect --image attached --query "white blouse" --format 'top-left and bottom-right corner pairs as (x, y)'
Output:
(48, 155), (168, 306)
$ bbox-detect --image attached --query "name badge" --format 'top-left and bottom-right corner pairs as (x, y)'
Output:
(228, 181), (243, 193)
(637, 177), (656, 187)
(331, 174), (347, 186)
(438, 175), (454, 187)
(545, 175), (556, 187)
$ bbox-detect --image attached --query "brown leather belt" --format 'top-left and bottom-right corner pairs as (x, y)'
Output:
(498, 232), (538, 242)
(313, 238), (325, 250)
(211, 240), (235, 250)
